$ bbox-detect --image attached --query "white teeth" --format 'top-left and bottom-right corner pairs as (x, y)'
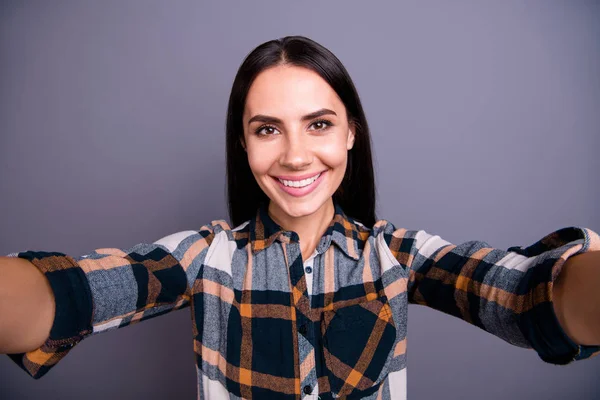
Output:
(278, 173), (321, 188)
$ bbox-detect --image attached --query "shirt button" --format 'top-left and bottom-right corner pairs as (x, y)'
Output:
(303, 385), (312, 395)
(298, 324), (307, 335)
(304, 266), (313, 274)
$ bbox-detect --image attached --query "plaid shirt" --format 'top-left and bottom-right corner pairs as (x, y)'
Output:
(7, 203), (600, 399)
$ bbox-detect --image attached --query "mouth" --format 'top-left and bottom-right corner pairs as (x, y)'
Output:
(272, 171), (326, 197)
(277, 172), (322, 188)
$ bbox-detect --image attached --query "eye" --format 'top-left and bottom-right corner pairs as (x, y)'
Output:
(255, 125), (280, 136)
(309, 119), (333, 131)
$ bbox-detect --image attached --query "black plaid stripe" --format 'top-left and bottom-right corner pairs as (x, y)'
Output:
(320, 296), (396, 397)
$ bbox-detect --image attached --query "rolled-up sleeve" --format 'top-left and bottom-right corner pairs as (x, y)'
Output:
(5, 226), (215, 379)
(6, 251), (93, 378)
(385, 225), (600, 365)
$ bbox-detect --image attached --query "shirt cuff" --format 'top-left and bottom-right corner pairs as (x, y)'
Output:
(6, 251), (94, 379)
(511, 227), (600, 365)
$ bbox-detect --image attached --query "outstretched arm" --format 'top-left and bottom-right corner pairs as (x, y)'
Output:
(383, 224), (600, 364)
(553, 251), (600, 346)
(1, 225), (215, 379)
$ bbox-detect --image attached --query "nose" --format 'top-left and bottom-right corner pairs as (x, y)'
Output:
(279, 133), (312, 170)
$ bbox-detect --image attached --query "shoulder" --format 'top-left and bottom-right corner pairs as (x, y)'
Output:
(197, 219), (252, 247)
(366, 218), (417, 241)
(153, 219), (252, 273)
(365, 218), (431, 261)
(344, 216), (413, 246)
(152, 219), (248, 255)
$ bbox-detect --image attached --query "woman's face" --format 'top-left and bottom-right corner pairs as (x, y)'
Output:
(242, 65), (355, 221)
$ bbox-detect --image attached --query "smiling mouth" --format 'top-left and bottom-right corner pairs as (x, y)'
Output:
(277, 172), (322, 188)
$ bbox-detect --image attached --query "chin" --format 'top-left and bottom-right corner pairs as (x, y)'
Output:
(284, 203), (320, 218)
(272, 196), (330, 220)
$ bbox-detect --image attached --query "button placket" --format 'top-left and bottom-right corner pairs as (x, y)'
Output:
(288, 245), (322, 399)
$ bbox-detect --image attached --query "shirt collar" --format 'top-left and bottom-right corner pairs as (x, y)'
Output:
(249, 202), (366, 260)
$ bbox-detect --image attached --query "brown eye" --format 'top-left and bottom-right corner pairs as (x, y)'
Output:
(256, 125), (280, 136)
(309, 119), (332, 131)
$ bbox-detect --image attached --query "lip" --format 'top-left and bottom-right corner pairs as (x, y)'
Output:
(274, 171), (326, 181)
(273, 170), (327, 197)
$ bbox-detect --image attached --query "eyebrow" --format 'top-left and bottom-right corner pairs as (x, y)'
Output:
(247, 108), (337, 125)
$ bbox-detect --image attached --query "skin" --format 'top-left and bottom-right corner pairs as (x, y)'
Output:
(553, 251), (600, 346)
(242, 64), (355, 260)
(0, 257), (55, 353)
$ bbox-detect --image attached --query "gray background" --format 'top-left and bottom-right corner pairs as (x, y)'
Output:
(1, 1), (599, 399)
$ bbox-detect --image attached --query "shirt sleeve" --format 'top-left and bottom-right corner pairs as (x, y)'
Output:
(385, 225), (600, 365)
(5, 225), (216, 379)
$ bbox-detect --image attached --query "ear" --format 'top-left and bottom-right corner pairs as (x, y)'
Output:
(346, 123), (356, 150)
(240, 136), (247, 152)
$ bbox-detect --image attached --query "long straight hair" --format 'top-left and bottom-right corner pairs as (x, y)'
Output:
(226, 36), (376, 227)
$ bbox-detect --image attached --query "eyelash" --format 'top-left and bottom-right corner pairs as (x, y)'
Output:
(254, 119), (333, 136)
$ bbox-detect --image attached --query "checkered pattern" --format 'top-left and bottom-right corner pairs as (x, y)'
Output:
(6, 204), (600, 399)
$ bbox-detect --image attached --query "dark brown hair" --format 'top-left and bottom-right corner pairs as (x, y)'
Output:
(226, 36), (376, 227)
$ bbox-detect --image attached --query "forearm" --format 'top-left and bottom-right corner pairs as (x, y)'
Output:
(0, 256), (55, 354)
(552, 251), (600, 346)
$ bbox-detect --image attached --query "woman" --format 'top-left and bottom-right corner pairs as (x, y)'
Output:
(1, 36), (599, 400)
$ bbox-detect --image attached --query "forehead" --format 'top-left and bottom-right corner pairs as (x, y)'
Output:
(244, 65), (345, 119)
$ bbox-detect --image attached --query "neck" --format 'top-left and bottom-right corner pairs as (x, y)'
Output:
(268, 199), (335, 261)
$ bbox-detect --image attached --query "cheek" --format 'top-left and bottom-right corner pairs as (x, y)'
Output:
(246, 143), (273, 176)
(317, 141), (348, 169)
